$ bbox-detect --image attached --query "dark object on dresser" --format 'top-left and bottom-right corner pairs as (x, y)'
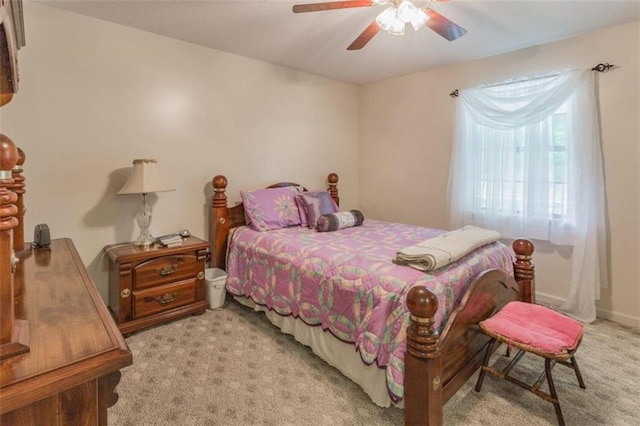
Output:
(106, 236), (209, 335)
(0, 239), (132, 424)
(33, 223), (50, 247)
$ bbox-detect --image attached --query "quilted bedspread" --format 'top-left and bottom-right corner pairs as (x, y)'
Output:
(225, 219), (513, 401)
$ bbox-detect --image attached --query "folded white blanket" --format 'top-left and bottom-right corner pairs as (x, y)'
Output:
(395, 225), (501, 272)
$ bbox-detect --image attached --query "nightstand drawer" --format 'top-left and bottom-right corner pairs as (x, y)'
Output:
(133, 280), (196, 319)
(133, 255), (197, 290)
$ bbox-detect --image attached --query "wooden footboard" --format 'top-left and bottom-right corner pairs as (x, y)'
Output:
(209, 173), (534, 426)
(404, 254), (533, 425)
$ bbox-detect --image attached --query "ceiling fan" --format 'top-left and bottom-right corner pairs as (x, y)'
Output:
(292, 0), (467, 50)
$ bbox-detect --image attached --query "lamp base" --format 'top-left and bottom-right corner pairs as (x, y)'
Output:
(134, 193), (155, 250)
(133, 235), (156, 250)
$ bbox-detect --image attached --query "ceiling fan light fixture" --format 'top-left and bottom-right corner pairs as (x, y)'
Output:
(376, 6), (405, 36)
(292, 0), (466, 50)
(397, 0), (429, 31)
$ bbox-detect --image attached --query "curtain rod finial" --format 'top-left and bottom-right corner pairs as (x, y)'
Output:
(591, 63), (616, 72)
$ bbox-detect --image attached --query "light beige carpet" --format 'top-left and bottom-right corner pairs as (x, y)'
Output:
(109, 301), (640, 425)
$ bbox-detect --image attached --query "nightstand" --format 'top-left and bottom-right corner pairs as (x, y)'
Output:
(106, 236), (209, 335)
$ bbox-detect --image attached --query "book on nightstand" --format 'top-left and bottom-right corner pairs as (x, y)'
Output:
(163, 241), (183, 248)
(157, 234), (182, 247)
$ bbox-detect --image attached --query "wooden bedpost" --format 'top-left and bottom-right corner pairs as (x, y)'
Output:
(512, 239), (535, 303)
(209, 175), (247, 270)
(10, 147), (26, 255)
(210, 175), (229, 269)
(327, 173), (339, 207)
(9, 147), (27, 302)
(0, 133), (29, 360)
(404, 286), (442, 426)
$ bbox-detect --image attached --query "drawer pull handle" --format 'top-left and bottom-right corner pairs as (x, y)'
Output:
(155, 292), (178, 305)
(156, 264), (178, 276)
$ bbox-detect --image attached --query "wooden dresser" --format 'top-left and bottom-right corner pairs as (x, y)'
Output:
(107, 236), (209, 335)
(0, 239), (133, 425)
(1, 6), (131, 424)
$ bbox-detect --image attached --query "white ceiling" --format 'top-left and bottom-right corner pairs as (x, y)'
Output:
(41, 0), (640, 85)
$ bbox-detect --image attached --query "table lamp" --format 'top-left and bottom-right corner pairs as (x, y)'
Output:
(117, 159), (174, 249)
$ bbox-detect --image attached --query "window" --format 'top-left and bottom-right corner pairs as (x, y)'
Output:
(448, 73), (589, 243)
(474, 103), (569, 221)
(448, 69), (607, 321)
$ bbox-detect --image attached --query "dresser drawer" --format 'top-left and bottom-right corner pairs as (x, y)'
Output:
(133, 255), (197, 290)
(133, 280), (196, 319)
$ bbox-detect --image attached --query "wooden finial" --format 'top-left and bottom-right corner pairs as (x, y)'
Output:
(327, 173), (339, 207)
(513, 238), (535, 303)
(512, 238), (534, 258)
(0, 134), (19, 175)
(16, 147), (25, 167)
(212, 174), (228, 190)
(406, 286), (440, 359)
(212, 175), (228, 209)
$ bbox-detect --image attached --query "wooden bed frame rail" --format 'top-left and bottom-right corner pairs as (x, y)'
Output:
(209, 173), (535, 425)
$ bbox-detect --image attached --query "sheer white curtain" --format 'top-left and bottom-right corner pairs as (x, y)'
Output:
(448, 69), (607, 322)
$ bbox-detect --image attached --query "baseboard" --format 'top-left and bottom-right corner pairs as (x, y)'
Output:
(534, 292), (564, 307)
(535, 291), (640, 329)
(593, 308), (640, 328)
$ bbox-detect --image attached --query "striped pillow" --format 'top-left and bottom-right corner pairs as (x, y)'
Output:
(316, 210), (364, 232)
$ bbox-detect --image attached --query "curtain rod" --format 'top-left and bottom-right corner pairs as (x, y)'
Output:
(449, 63), (617, 97)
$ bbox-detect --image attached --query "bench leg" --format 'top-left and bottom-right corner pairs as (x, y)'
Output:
(545, 358), (565, 426)
(570, 356), (586, 389)
(475, 339), (496, 392)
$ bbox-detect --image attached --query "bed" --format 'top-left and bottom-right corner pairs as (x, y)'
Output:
(209, 173), (535, 425)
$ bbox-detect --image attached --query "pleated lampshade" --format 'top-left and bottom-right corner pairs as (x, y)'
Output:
(117, 159), (174, 195)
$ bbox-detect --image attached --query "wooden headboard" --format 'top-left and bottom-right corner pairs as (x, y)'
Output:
(209, 173), (339, 270)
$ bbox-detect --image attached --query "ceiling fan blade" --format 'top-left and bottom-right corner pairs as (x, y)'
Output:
(423, 8), (467, 41)
(347, 21), (380, 50)
(293, 1), (374, 13)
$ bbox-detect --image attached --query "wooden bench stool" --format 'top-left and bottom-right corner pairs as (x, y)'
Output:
(475, 301), (586, 426)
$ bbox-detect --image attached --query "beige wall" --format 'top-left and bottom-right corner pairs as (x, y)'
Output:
(3, 4), (638, 327)
(0, 3), (360, 301)
(360, 21), (640, 326)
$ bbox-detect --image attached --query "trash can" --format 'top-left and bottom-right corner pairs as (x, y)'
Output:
(205, 268), (227, 310)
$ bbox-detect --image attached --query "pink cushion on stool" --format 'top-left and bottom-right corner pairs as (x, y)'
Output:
(480, 302), (583, 356)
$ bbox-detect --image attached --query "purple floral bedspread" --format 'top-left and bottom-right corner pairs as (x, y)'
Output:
(225, 219), (513, 401)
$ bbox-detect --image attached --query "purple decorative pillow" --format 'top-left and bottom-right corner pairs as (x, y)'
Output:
(294, 195), (309, 227)
(296, 190), (338, 229)
(240, 187), (301, 231)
